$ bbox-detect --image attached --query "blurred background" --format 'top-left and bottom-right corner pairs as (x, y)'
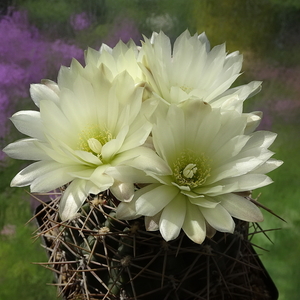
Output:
(0, 0), (299, 299)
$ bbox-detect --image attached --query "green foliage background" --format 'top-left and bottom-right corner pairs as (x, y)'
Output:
(1, 0), (300, 299)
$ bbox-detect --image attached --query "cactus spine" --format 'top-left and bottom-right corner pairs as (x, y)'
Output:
(34, 190), (278, 300)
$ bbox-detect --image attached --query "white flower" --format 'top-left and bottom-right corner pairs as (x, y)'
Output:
(3, 60), (168, 221)
(84, 39), (146, 86)
(61, 39), (154, 103)
(140, 30), (261, 111)
(117, 100), (283, 244)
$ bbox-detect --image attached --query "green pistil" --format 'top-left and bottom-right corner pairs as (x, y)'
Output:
(78, 124), (113, 158)
(173, 149), (211, 189)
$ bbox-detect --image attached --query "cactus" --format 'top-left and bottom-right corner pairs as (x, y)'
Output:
(34, 189), (278, 300)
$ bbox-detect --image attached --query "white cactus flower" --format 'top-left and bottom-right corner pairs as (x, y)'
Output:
(140, 30), (261, 112)
(117, 100), (282, 244)
(3, 59), (168, 221)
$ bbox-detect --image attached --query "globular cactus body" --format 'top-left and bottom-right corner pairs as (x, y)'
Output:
(34, 191), (278, 300)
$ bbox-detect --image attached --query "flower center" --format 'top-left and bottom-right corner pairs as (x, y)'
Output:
(182, 163), (197, 178)
(78, 124), (113, 158)
(173, 149), (211, 188)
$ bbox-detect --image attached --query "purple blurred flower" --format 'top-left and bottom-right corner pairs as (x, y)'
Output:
(105, 18), (141, 47)
(0, 9), (48, 83)
(50, 39), (84, 70)
(70, 12), (91, 31)
(0, 9), (47, 140)
(272, 98), (300, 123)
(0, 64), (27, 96)
(0, 8), (83, 147)
(0, 93), (10, 138)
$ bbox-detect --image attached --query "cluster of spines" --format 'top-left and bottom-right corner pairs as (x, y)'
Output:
(31, 191), (278, 300)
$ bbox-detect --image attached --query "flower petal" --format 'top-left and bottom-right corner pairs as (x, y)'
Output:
(116, 146), (172, 175)
(110, 180), (135, 202)
(145, 212), (161, 231)
(30, 83), (60, 107)
(89, 166), (114, 190)
(10, 111), (44, 140)
(39, 100), (77, 147)
(102, 126), (129, 161)
(182, 201), (206, 244)
(159, 193), (187, 241)
(11, 161), (78, 192)
(105, 165), (158, 184)
(135, 184), (179, 216)
(216, 174), (273, 192)
(251, 159), (283, 174)
(3, 139), (49, 161)
(205, 222), (216, 238)
(59, 179), (90, 221)
(200, 204), (235, 233)
(116, 199), (141, 220)
(187, 195), (220, 208)
(216, 193), (263, 222)
(209, 156), (268, 183)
